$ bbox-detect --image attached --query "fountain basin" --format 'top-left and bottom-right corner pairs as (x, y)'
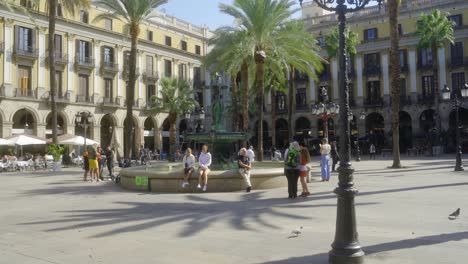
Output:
(119, 163), (287, 193)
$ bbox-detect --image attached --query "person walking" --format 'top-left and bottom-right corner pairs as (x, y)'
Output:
(139, 145), (147, 165)
(284, 141), (301, 199)
(105, 146), (114, 178)
(181, 148), (196, 188)
(299, 142), (311, 197)
(330, 141), (340, 172)
(369, 143), (376, 160)
(97, 146), (105, 181)
(82, 150), (89, 181)
(197, 145), (212, 192)
(320, 138), (331, 181)
(238, 148), (252, 192)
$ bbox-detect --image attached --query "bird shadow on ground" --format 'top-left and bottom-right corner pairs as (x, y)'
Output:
(258, 231), (468, 264)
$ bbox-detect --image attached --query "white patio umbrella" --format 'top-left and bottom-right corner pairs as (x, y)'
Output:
(59, 135), (99, 146)
(6, 135), (47, 156)
(0, 138), (15, 146)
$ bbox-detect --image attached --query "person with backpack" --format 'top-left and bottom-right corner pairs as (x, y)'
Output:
(238, 148), (252, 192)
(320, 138), (331, 181)
(284, 141), (301, 199)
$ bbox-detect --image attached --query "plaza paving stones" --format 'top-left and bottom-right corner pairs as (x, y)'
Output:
(0, 156), (467, 264)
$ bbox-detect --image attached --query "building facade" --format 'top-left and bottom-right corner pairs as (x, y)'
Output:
(0, 0), (214, 156)
(253, 0), (468, 153)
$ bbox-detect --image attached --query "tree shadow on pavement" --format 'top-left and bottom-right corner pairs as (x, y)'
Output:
(257, 231), (468, 264)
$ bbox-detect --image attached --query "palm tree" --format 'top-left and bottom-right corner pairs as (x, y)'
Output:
(416, 10), (455, 136)
(324, 26), (359, 60)
(388, 0), (402, 168)
(93, 0), (167, 159)
(0, 0), (39, 20)
(220, 0), (322, 161)
(47, 0), (90, 144)
(149, 78), (198, 161)
(204, 29), (254, 136)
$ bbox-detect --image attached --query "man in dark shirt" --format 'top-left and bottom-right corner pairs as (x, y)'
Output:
(238, 148), (252, 192)
(331, 141), (340, 172)
(106, 147), (114, 178)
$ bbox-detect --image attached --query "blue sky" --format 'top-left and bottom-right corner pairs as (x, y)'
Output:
(158, 0), (302, 30)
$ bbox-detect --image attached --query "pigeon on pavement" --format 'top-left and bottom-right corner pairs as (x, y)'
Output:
(288, 226), (303, 238)
(448, 208), (460, 220)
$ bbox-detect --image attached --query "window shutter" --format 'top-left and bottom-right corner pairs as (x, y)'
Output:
(88, 42), (93, 58)
(75, 39), (79, 59)
(374, 28), (378, 39)
(31, 28), (36, 51)
(14, 25), (19, 52)
(363, 29), (367, 41)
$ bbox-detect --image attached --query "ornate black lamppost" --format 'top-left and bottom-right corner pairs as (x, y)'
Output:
(441, 84), (468, 171)
(185, 107), (206, 133)
(299, 0), (382, 263)
(75, 111), (93, 150)
(311, 101), (339, 139)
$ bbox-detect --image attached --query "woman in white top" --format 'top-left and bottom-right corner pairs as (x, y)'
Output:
(197, 145), (212, 192)
(181, 148), (196, 188)
(320, 138), (331, 181)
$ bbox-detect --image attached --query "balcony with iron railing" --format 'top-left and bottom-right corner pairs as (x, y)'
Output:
(75, 55), (95, 69)
(295, 104), (310, 112)
(76, 95), (92, 103)
(15, 88), (35, 98)
(14, 46), (38, 59)
(124, 99), (139, 108)
(364, 96), (384, 107)
(448, 57), (468, 68)
(417, 61), (433, 71)
(47, 51), (69, 65)
(390, 95), (412, 106)
(418, 94), (435, 104)
(123, 64), (140, 79)
(102, 96), (120, 108)
(101, 60), (119, 73)
(143, 71), (159, 82)
(400, 63), (409, 73)
(364, 65), (381, 77)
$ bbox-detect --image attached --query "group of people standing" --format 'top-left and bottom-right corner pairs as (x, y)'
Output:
(83, 145), (115, 182)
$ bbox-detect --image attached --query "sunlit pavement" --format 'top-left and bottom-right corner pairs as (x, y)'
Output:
(0, 155), (467, 264)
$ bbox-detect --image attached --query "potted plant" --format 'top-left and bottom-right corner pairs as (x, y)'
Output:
(48, 144), (64, 172)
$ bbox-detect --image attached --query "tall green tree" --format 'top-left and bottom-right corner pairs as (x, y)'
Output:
(47, 0), (90, 144)
(93, 0), (167, 159)
(204, 29), (254, 136)
(149, 78), (198, 161)
(324, 26), (359, 60)
(219, 0), (322, 161)
(389, 0), (402, 168)
(416, 10), (455, 135)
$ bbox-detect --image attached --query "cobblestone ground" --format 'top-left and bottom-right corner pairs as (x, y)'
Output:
(0, 155), (467, 264)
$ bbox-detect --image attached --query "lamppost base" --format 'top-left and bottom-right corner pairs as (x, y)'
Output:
(329, 247), (364, 264)
(454, 166), (464, 172)
(355, 157), (361, 162)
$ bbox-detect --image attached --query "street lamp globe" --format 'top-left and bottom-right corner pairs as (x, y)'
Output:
(185, 110), (191, 120)
(311, 104), (318, 115)
(359, 111), (366, 120)
(199, 108), (205, 121)
(87, 113), (93, 124)
(329, 102), (336, 114)
(75, 113), (82, 123)
(441, 84), (451, 100)
(462, 83), (468, 98)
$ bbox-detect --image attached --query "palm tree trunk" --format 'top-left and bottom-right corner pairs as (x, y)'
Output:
(432, 43), (441, 135)
(241, 61), (249, 146)
(126, 23), (139, 159)
(288, 68), (295, 140)
(48, 0), (58, 144)
(389, 0), (402, 168)
(271, 87), (276, 148)
(231, 75), (239, 131)
(255, 55), (265, 162)
(168, 112), (177, 162)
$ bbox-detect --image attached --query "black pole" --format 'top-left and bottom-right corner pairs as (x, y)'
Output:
(324, 118), (329, 139)
(328, 1), (364, 263)
(454, 97), (464, 171)
(355, 138), (361, 161)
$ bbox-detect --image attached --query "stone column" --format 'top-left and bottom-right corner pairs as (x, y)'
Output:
(115, 125), (124, 158)
(408, 48), (418, 102)
(309, 75), (316, 103)
(36, 124), (46, 138)
(67, 33), (75, 101)
(37, 27), (46, 99)
(2, 19), (13, 97)
(382, 52), (390, 104)
(356, 54), (364, 106)
(188, 63), (194, 89)
(116, 45), (123, 104)
(93, 125), (101, 142)
(438, 47), (447, 90)
(331, 59), (338, 100)
(156, 55), (162, 98)
(2, 121), (13, 138)
(173, 59), (179, 78)
(93, 40), (101, 103)
(137, 51), (144, 106)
